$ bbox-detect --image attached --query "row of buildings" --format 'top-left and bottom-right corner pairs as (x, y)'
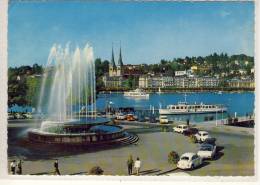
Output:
(102, 47), (255, 89)
(138, 76), (219, 88)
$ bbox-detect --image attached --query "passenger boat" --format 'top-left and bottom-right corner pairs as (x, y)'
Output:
(124, 88), (149, 98)
(159, 102), (227, 115)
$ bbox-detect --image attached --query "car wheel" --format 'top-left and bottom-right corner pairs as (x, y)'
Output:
(191, 164), (195, 170)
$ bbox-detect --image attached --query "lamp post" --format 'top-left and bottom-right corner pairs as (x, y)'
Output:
(215, 110), (218, 126)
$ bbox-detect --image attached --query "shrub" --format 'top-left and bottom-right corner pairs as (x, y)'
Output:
(190, 135), (197, 143)
(168, 151), (179, 164)
(89, 166), (104, 175)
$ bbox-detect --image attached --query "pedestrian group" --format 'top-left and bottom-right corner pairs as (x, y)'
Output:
(127, 155), (141, 175)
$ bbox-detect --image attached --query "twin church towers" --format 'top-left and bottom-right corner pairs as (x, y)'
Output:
(109, 45), (124, 77)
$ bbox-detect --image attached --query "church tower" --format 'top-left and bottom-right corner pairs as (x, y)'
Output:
(109, 46), (117, 77)
(117, 46), (124, 76)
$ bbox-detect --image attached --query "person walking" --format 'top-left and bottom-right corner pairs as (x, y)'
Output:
(134, 157), (141, 176)
(10, 160), (16, 175)
(16, 160), (22, 175)
(54, 159), (61, 175)
(127, 155), (134, 175)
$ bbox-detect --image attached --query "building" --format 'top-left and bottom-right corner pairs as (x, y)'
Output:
(228, 79), (255, 88)
(175, 70), (187, 76)
(196, 77), (219, 87)
(123, 64), (142, 76)
(174, 77), (219, 88)
(162, 76), (174, 87)
(191, 66), (198, 73)
(139, 76), (149, 88)
(109, 47), (124, 77)
(175, 69), (193, 77)
(102, 76), (124, 88)
(139, 76), (219, 89)
(139, 75), (174, 88)
(104, 46), (126, 88)
(138, 75), (163, 88)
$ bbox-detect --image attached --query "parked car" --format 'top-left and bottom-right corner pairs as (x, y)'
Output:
(183, 127), (199, 136)
(15, 113), (24, 119)
(116, 113), (126, 120)
(173, 124), (188, 133)
(197, 143), (217, 160)
(159, 116), (169, 124)
(194, 131), (211, 142)
(203, 137), (216, 145)
(8, 113), (15, 120)
(177, 153), (203, 170)
(126, 114), (136, 121)
(23, 113), (33, 119)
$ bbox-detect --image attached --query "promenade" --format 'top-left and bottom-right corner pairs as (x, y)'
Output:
(8, 118), (254, 176)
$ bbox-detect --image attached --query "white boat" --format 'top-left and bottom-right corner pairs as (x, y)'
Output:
(124, 89), (149, 98)
(159, 102), (227, 115)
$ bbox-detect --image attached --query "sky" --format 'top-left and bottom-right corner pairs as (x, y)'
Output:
(8, 1), (255, 67)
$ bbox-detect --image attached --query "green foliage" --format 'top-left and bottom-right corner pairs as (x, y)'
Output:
(26, 76), (42, 106)
(168, 151), (179, 165)
(89, 166), (104, 175)
(8, 64), (43, 107)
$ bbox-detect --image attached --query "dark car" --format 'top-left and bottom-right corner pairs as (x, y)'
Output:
(183, 127), (199, 136)
(202, 137), (216, 146)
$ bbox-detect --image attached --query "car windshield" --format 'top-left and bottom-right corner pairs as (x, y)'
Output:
(181, 156), (190, 160)
(200, 146), (212, 151)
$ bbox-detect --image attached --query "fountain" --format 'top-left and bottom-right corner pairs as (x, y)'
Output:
(28, 44), (138, 146)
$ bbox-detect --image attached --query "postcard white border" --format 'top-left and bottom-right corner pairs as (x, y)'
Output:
(0, 0), (259, 184)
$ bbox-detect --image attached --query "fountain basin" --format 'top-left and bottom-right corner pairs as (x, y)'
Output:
(27, 117), (137, 146)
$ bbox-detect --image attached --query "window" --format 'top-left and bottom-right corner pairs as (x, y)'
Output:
(181, 156), (189, 161)
(192, 155), (198, 160)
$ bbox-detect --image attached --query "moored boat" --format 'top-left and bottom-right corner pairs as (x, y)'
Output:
(124, 88), (149, 98)
(159, 102), (227, 115)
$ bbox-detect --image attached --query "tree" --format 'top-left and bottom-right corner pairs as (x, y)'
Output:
(89, 166), (104, 175)
(168, 151), (179, 165)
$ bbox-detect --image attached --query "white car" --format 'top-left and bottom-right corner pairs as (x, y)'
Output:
(8, 113), (15, 120)
(159, 116), (169, 124)
(195, 131), (210, 142)
(116, 113), (126, 120)
(23, 113), (33, 119)
(173, 124), (188, 133)
(177, 153), (203, 170)
(15, 113), (24, 119)
(197, 143), (217, 160)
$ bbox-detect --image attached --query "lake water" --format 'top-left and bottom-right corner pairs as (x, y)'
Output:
(96, 92), (255, 123)
(9, 92), (254, 123)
